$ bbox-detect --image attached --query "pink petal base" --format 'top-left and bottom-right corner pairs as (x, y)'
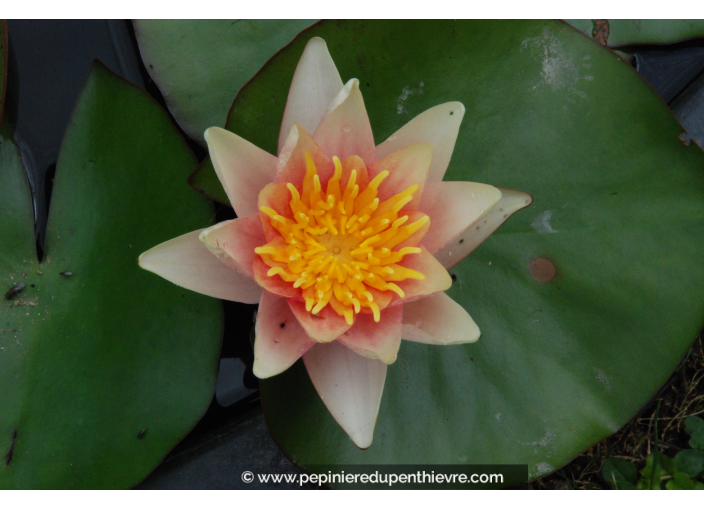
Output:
(368, 142), (432, 210)
(288, 298), (352, 342)
(391, 247), (452, 305)
(199, 214), (266, 279)
(339, 305), (402, 364)
(253, 256), (298, 298)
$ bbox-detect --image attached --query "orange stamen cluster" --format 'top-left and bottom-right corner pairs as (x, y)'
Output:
(254, 153), (428, 325)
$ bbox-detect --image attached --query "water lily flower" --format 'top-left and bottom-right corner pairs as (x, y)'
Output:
(139, 38), (532, 449)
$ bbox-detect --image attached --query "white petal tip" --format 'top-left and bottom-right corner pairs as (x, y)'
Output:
(137, 249), (158, 272)
(306, 36), (328, 47)
(448, 101), (465, 115)
(446, 332), (481, 345)
(351, 435), (373, 450)
(369, 352), (398, 365)
(203, 126), (228, 144)
(136, 230), (263, 304)
(252, 360), (274, 380)
(203, 126), (227, 143)
(491, 186), (503, 204)
(433, 329), (481, 345)
(435, 101), (466, 122)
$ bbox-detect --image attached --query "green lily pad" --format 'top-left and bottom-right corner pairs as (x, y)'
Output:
(189, 157), (230, 205)
(565, 19), (704, 47)
(206, 20), (704, 480)
(0, 63), (222, 488)
(133, 19), (317, 145)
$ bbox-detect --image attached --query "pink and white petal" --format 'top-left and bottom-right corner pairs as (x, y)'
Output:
(276, 124), (334, 187)
(288, 298), (353, 343)
(368, 142), (432, 210)
(402, 292), (480, 345)
(435, 188), (533, 269)
(253, 256), (299, 299)
(392, 210), (430, 250)
(303, 342), (386, 449)
(365, 287), (393, 313)
(204, 127), (277, 217)
(139, 229), (262, 304)
(375, 102), (465, 183)
(253, 290), (316, 379)
(313, 79), (376, 164)
(340, 155), (370, 190)
(419, 182), (502, 254)
(278, 37), (344, 155)
(338, 305), (402, 364)
(199, 214), (266, 279)
(258, 182), (296, 242)
(389, 247), (452, 304)
(255, 237), (290, 271)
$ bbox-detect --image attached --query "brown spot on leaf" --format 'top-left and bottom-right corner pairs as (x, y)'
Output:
(531, 257), (557, 282)
(592, 20), (609, 46)
(5, 282), (25, 300)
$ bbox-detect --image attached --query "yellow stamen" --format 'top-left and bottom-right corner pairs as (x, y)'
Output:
(255, 152), (429, 323)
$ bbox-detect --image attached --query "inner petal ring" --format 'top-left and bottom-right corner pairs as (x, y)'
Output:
(254, 152), (428, 325)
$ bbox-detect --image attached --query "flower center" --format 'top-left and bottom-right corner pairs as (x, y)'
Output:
(255, 152), (428, 325)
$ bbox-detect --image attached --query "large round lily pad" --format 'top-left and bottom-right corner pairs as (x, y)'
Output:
(133, 19), (316, 145)
(566, 19), (704, 47)
(209, 20), (704, 480)
(0, 63), (222, 488)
